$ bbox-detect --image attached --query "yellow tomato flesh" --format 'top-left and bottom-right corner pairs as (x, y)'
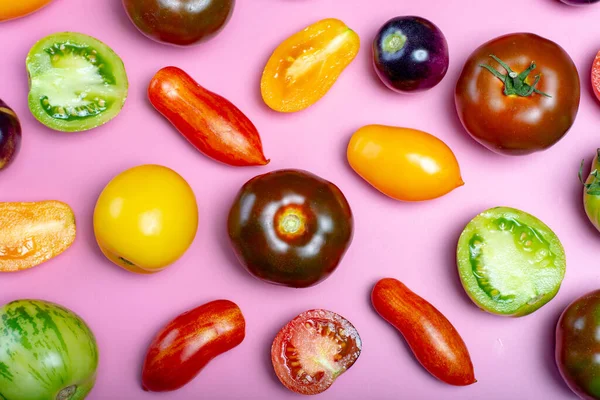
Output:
(93, 165), (198, 274)
(0, 0), (54, 21)
(347, 125), (464, 201)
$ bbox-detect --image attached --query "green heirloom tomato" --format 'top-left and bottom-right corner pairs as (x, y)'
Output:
(26, 32), (128, 132)
(457, 207), (566, 317)
(557, 290), (600, 400)
(0, 300), (99, 400)
(580, 149), (600, 232)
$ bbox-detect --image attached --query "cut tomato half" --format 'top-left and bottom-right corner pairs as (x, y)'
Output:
(271, 309), (361, 395)
(592, 51), (600, 102)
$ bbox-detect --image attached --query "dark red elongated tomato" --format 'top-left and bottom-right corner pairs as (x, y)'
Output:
(142, 300), (246, 392)
(371, 278), (476, 386)
(148, 66), (269, 166)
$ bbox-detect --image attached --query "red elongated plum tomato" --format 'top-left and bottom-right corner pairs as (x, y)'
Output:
(148, 66), (268, 166)
(227, 169), (353, 288)
(373, 16), (449, 93)
(455, 33), (580, 155)
(0, 100), (21, 171)
(122, 0), (235, 46)
(371, 278), (476, 386)
(142, 300), (245, 392)
(556, 290), (600, 399)
(271, 309), (362, 395)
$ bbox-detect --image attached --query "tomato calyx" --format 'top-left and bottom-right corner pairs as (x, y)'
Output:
(479, 55), (551, 98)
(56, 385), (76, 400)
(579, 149), (600, 195)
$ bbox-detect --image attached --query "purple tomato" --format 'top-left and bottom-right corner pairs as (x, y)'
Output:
(0, 100), (21, 171)
(560, 0), (599, 5)
(373, 16), (449, 93)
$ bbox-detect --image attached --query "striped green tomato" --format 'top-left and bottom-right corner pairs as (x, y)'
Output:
(0, 300), (99, 400)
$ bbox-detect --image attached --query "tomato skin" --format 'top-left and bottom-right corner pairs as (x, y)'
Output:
(347, 125), (463, 201)
(149, 67), (268, 167)
(142, 300), (245, 392)
(93, 164), (198, 274)
(122, 0), (235, 46)
(556, 290), (600, 400)
(582, 150), (600, 232)
(261, 18), (360, 113)
(455, 33), (580, 155)
(0, 201), (76, 272)
(371, 278), (476, 386)
(0, 100), (21, 170)
(0, 0), (53, 21)
(228, 169), (353, 288)
(0, 300), (99, 400)
(271, 309), (362, 395)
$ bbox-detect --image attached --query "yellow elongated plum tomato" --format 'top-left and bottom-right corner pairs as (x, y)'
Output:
(0, 0), (53, 22)
(93, 165), (198, 274)
(347, 125), (464, 201)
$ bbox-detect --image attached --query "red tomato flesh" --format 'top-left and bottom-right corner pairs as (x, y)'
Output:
(271, 309), (362, 395)
(592, 51), (600, 102)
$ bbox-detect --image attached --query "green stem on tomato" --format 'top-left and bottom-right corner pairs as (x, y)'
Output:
(479, 54), (551, 98)
(579, 149), (600, 196)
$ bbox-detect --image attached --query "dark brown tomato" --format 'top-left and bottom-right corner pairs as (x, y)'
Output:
(227, 169), (353, 288)
(271, 309), (362, 395)
(455, 33), (580, 155)
(556, 290), (600, 399)
(122, 0), (235, 46)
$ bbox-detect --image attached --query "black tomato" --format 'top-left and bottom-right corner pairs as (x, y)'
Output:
(227, 169), (353, 288)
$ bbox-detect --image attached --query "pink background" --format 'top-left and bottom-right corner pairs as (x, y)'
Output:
(2, 0), (600, 398)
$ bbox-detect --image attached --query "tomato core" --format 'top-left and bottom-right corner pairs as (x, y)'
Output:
(276, 206), (309, 239)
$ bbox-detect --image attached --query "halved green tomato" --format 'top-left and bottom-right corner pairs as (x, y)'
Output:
(457, 207), (566, 317)
(26, 32), (128, 132)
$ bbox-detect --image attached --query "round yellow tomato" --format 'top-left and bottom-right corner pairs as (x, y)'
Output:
(93, 165), (198, 274)
(0, 0), (54, 21)
(347, 125), (463, 201)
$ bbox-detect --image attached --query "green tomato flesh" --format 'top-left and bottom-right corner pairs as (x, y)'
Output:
(0, 300), (99, 400)
(457, 207), (566, 317)
(26, 32), (128, 132)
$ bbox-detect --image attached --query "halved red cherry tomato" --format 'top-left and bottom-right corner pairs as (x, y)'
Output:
(271, 309), (362, 395)
(592, 51), (600, 103)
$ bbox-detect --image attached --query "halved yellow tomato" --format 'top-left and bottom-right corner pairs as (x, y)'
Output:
(0, 0), (54, 22)
(0, 201), (76, 272)
(347, 125), (464, 201)
(93, 165), (198, 274)
(261, 18), (360, 113)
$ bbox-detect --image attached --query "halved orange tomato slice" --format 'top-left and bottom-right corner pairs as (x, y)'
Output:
(0, 201), (76, 272)
(261, 18), (360, 113)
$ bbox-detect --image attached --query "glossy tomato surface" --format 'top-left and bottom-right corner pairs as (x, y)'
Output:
(148, 66), (268, 166)
(93, 164), (198, 274)
(0, 300), (98, 400)
(455, 33), (580, 155)
(142, 300), (245, 392)
(347, 125), (463, 201)
(271, 309), (362, 395)
(0, 0), (53, 21)
(556, 290), (600, 399)
(122, 0), (235, 46)
(0, 100), (21, 170)
(372, 278), (476, 386)
(228, 169), (353, 288)
(581, 149), (600, 233)
(373, 16), (449, 93)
